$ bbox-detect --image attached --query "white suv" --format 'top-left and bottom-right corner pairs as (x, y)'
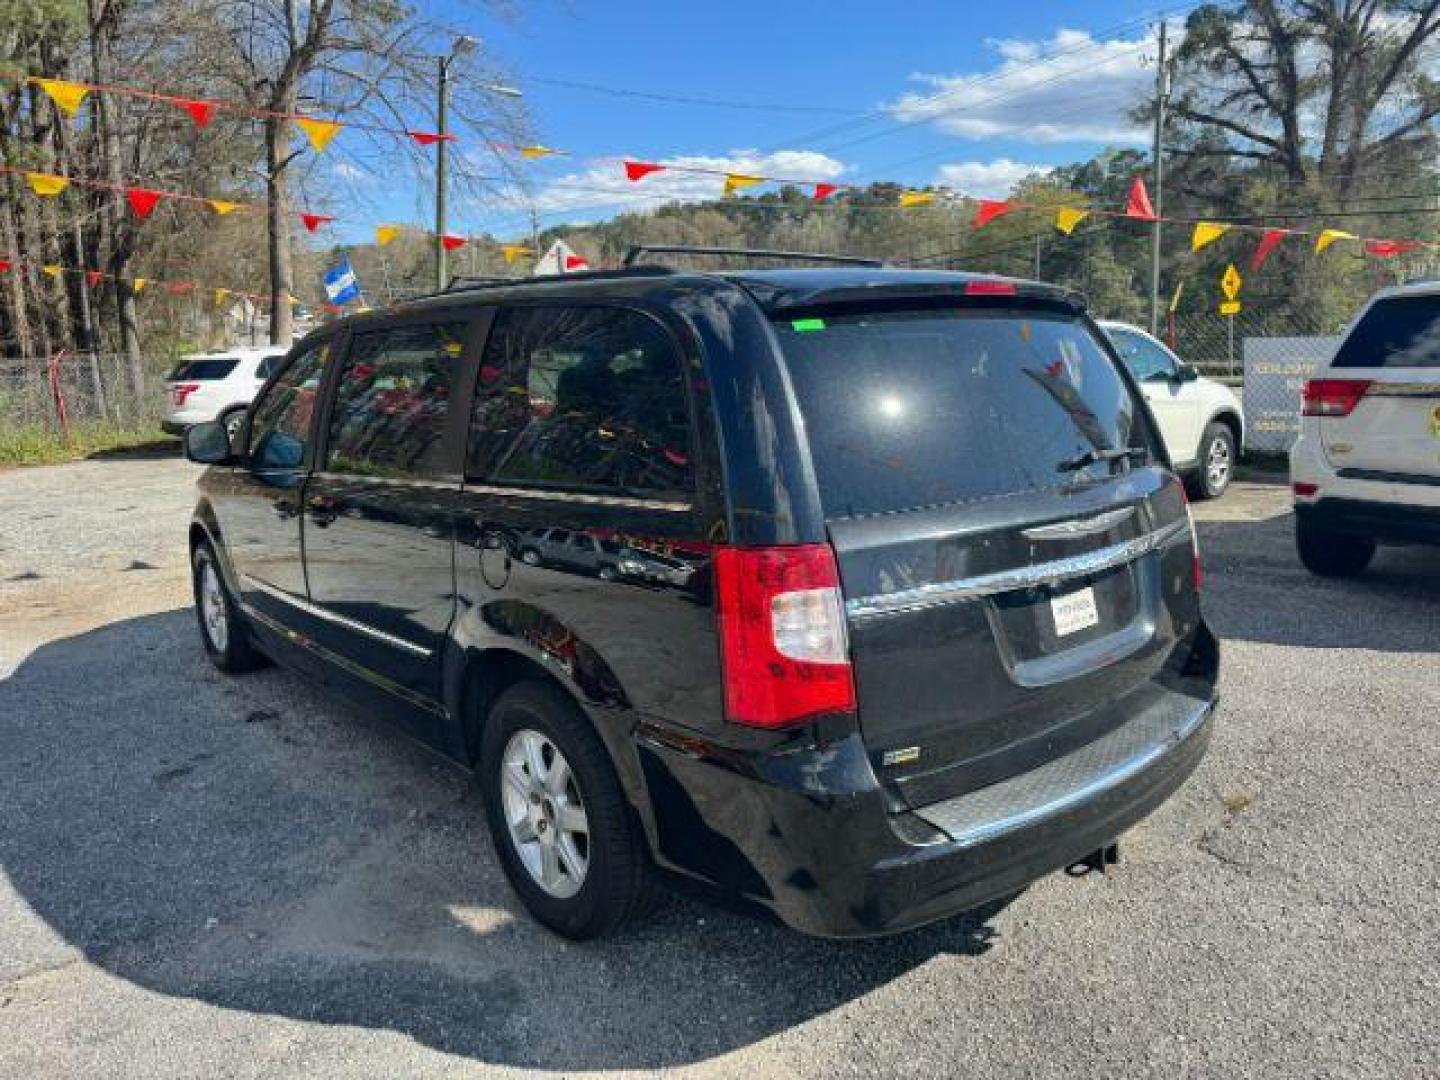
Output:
(1290, 283), (1440, 577)
(1100, 321), (1245, 499)
(162, 347), (288, 442)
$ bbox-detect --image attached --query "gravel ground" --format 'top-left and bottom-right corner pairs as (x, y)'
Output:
(0, 457), (1437, 1079)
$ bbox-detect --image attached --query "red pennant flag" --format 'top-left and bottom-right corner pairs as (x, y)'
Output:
(176, 98), (215, 129)
(972, 199), (1014, 229)
(564, 254), (590, 271)
(299, 212), (334, 233)
(440, 234), (467, 251)
(1364, 239), (1420, 259)
(813, 182), (837, 202)
(0, 260), (9, 272)
(85, 270), (103, 287)
(165, 281), (193, 296)
(126, 187), (163, 219)
(1250, 229), (1288, 272)
(624, 160), (665, 182)
(408, 130), (454, 146)
(1125, 175), (1156, 221)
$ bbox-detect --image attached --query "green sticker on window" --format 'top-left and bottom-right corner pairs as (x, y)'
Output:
(791, 318), (826, 332)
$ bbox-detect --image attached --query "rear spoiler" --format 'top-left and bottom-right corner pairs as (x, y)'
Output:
(748, 278), (1088, 318)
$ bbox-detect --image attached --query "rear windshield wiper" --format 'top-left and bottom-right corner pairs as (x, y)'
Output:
(1056, 446), (1147, 473)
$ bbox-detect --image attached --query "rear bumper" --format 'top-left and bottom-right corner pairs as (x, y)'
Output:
(639, 684), (1215, 938)
(161, 419), (189, 436)
(1295, 498), (1440, 546)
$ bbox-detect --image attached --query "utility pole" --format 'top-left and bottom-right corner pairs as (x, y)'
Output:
(434, 53), (451, 291)
(1149, 19), (1169, 335)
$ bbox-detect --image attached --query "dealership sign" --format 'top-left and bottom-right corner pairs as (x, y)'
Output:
(1242, 336), (1341, 454)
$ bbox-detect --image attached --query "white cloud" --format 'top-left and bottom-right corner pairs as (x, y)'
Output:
(527, 149), (849, 215)
(888, 28), (1156, 145)
(935, 159), (1051, 198)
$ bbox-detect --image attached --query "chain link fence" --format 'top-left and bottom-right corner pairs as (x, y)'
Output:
(0, 354), (171, 456)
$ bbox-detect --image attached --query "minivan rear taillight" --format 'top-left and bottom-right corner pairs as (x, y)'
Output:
(713, 544), (856, 729)
(1301, 378), (1371, 417)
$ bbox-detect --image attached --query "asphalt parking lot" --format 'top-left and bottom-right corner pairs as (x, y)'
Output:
(1, 456), (1437, 1079)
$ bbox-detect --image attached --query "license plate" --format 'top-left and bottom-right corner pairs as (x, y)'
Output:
(1051, 586), (1100, 637)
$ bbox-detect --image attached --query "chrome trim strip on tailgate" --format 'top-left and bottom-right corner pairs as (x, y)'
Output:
(1365, 382), (1440, 398)
(914, 696), (1213, 848)
(845, 518), (1190, 619)
(1021, 506), (1136, 539)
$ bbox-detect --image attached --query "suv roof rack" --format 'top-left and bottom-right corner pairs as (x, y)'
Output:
(622, 245), (885, 269)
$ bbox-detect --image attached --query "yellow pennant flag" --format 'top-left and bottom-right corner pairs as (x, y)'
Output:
(295, 117), (342, 153)
(41, 265), (62, 279)
(26, 172), (70, 197)
(501, 244), (533, 264)
(375, 225), (399, 247)
(214, 288), (230, 306)
(899, 190), (935, 208)
(208, 199), (240, 215)
(34, 78), (90, 118)
(132, 278), (147, 293)
(518, 145), (558, 160)
(1191, 222), (1230, 251)
(1315, 228), (1357, 253)
(1055, 207), (1089, 235)
(722, 173), (763, 197)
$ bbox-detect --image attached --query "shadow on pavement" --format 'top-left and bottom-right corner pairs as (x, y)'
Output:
(0, 609), (1005, 1070)
(85, 439), (180, 462)
(1197, 510), (1439, 652)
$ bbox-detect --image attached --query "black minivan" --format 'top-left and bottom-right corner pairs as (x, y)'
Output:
(184, 254), (1217, 939)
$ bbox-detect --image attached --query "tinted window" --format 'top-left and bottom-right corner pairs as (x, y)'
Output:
(1106, 327), (1176, 381)
(774, 308), (1156, 518)
(169, 357), (239, 381)
(326, 322), (465, 478)
(257, 355), (286, 379)
(468, 306), (693, 495)
(1334, 295), (1440, 368)
(247, 342), (330, 469)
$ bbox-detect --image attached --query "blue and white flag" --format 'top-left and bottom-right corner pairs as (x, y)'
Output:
(323, 258), (361, 305)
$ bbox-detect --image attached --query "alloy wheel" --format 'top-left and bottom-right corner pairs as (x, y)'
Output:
(199, 559), (229, 653)
(500, 728), (589, 899)
(1206, 435), (1231, 492)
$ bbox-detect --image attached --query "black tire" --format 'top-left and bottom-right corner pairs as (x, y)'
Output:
(598, 564), (618, 582)
(192, 542), (266, 673)
(1193, 421), (1236, 500)
(480, 679), (654, 939)
(1296, 517), (1376, 578)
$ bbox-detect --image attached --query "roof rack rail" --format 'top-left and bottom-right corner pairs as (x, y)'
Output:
(444, 274), (520, 290)
(623, 244), (885, 269)
(388, 265), (681, 304)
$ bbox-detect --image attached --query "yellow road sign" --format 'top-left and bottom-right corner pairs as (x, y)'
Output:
(1219, 299), (1241, 316)
(1221, 264), (1242, 301)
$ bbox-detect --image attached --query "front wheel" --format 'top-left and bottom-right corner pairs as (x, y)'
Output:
(1194, 422), (1235, 500)
(1296, 517), (1375, 578)
(192, 542), (266, 673)
(480, 680), (654, 939)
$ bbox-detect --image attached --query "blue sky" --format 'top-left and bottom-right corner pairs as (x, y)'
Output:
(323, 0), (1180, 244)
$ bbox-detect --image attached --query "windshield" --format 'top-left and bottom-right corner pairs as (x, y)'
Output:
(774, 306), (1156, 519)
(169, 357), (239, 381)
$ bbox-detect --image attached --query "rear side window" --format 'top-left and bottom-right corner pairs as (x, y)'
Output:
(169, 357), (238, 381)
(256, 355), (286, 379)
(774, 307), (1154, 518)
(326, 322), (466, 479)
(248, 342), (330, 469)
(468, 305), (693, 496)
(1333, 295), (1440, 368)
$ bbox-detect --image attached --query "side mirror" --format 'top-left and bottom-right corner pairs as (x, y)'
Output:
(1175, 363), (1200, 383)
(183, 420), (234, 464)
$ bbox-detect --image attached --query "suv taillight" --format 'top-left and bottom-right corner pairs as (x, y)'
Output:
(713, 544), (856, 729)
(172, 382), (201, 406)
(1302, 378), (1371, 417)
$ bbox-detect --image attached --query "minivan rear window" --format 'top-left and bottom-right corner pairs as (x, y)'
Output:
(169, 357), (239, 380)
(1332, 295), (1440, 368)
(774, 307), (1155, 518)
